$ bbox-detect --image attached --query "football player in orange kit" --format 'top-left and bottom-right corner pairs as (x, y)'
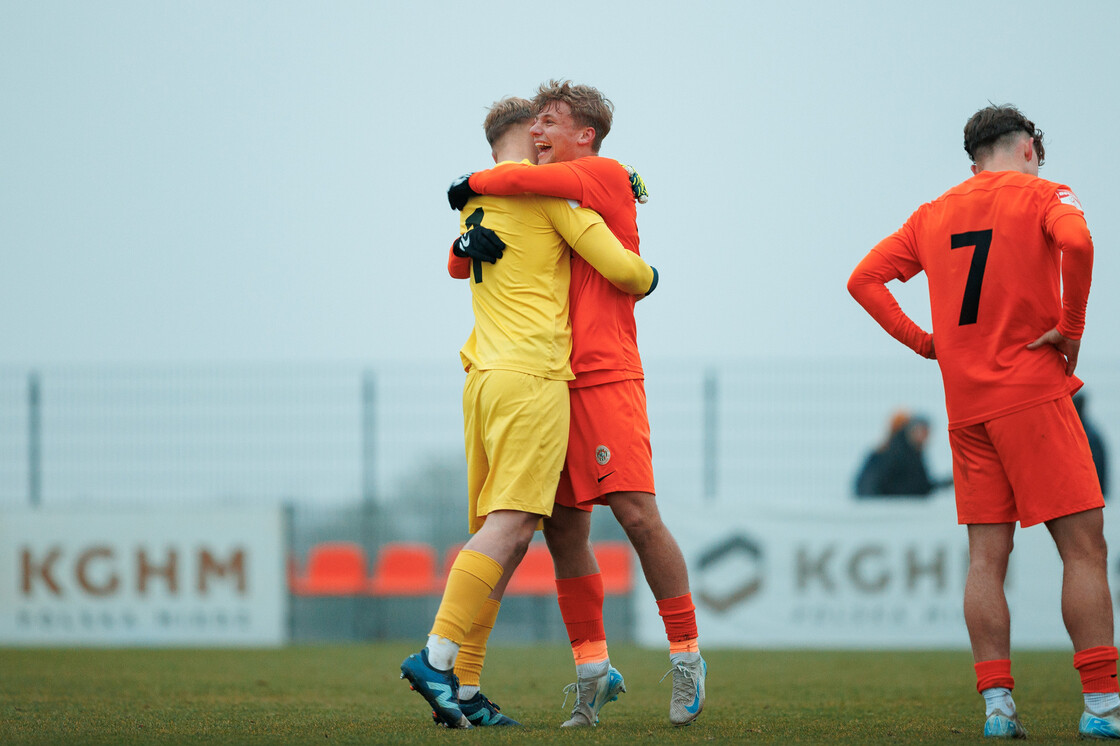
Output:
(448, 80), (705, 728)
(848, 104), (1117, 740)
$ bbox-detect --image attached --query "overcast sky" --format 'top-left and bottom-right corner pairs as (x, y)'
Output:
(3, 0), (1118, 368)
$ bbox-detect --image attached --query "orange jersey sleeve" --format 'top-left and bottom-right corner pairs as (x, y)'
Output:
(448, 241), (470, 279)
(468, 161), (585, 202)
(846, 245), (934, 358)
(1049, 212), (1093, 339)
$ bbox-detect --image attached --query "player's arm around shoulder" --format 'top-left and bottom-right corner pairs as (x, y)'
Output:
(546, 200), (656, 296)
(470, 160), (584, 202)
(574, 221), (657, 296)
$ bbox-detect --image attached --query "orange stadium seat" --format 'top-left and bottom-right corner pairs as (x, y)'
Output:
(290, 541), (368, 596)
(367, 542), (440, 596)
(506, 542), (557, 595)
(439, 542), (465, 583)
(594, 541), (635, 595)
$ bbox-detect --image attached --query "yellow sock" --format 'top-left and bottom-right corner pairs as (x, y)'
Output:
(430, 550), (503, 644)
(455, 597), (501, 689)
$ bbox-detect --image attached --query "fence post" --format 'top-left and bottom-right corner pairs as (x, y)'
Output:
(361, 370), (376, 505)
(703, 368), (718, 503)
(359, 370), (378, 641)
(28, 370), (41, 508)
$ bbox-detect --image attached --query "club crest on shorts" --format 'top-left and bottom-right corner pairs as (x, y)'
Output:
(595, 445), (611, 465)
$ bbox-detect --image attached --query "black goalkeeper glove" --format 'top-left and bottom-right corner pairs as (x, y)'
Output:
(448, 173), (478, 211)
(452, 225), (505, 263)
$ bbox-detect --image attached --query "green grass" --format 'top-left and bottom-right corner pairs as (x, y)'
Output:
(0, 644), (1093, 744)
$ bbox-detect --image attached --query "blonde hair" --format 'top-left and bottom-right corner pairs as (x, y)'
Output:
(532, 79), (614, 152)
(483, 97), (534, 146)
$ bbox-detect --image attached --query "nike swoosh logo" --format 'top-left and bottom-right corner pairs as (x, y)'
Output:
(685, 691), (701, 714)
(597, 471), (615, 483)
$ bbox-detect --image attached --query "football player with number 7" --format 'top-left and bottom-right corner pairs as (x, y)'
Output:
(848, 104), (1117, 740)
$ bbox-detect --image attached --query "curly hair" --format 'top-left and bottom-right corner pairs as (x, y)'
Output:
(963, 104), (1045, 166)
(483, 97), (534, 146)
(532, 79), (614, 152)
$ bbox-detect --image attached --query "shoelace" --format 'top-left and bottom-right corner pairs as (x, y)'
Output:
(561, 675), (602, 711)
(471, 693), (501, 712)
(660, 662), (697, 697)
(561, 681), (587, 710)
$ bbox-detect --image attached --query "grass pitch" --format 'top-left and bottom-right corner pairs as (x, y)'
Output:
(0, 644), (1091, 744)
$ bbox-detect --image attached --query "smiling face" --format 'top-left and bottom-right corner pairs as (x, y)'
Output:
(529, 101), (595, 165)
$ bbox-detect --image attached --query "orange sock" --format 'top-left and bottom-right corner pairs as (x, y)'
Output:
(1075, 646), (1120, 693)
(572, 639), (609, 665)
(556, 574), (607, 664)
(669, 638), (701, 654)
(658, 593), (699, 652)
(430, 550), (503, 644)
(974, 659), (1014, 692)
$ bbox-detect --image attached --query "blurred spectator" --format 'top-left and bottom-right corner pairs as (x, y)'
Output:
(855, 411), (952, 497)
(1074, 391), (1108, 498)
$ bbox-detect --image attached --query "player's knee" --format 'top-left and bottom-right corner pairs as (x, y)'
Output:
(543, 518), (574, 545)
(1069, 531), (1108, 566)
(544, 531), (591, 561)
(619, 511), (662, 548)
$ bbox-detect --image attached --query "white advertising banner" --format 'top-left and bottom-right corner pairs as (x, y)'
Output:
(639, 497), (1120, 649)
(0, 506), (287, 646)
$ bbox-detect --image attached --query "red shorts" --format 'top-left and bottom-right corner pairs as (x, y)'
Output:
(949, 395), (1103, 527)
(555, 378), (655, 510)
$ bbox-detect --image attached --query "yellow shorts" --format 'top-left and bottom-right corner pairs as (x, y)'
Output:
(950, 395), (1104, 527)
(462, 368), (569, 533)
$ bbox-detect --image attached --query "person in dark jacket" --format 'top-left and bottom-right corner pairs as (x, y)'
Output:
(1074, 391), (1109, 498)
(855, 412), (952, 497)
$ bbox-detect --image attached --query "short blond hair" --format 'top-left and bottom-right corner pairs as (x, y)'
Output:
(532, 80), (614, 152)
(483, 97), (534, 146)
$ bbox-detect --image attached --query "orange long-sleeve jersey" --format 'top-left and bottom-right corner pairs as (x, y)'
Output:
(848, 169), (1093, 429)
(459, 157), (645, 388)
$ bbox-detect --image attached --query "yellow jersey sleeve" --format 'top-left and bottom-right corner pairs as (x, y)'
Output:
(540, 200), (655, 296)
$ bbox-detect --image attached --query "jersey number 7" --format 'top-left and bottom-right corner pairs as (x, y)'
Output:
(951, 229), (993, 326)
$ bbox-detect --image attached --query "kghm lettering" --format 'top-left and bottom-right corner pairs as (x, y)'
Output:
(20, 545), (248, 598)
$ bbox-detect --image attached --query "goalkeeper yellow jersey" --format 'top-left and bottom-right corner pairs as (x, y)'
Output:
(458, 174), (655, 380)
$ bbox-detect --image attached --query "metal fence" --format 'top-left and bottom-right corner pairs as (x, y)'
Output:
(2, 357), (1117, 641)
(3, 357), (1117, 511)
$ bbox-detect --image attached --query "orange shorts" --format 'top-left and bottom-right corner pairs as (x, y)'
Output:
(949, 395), (1103, 527)
(555, 378), (655, 510)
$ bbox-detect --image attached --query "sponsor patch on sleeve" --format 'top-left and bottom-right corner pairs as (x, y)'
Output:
(1056, 189), (1083, 210)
